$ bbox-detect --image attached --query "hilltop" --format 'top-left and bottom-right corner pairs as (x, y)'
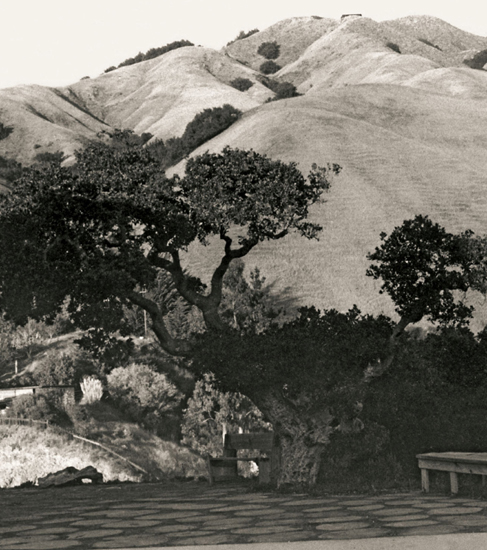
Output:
(1, 14), (487, 327)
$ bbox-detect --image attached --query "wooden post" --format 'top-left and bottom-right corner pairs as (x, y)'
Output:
(421, 468), (430, 492)
(450, 472), (459, 494)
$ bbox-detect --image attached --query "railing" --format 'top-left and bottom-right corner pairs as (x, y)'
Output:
(0, 417), (148, 475)
(0, 417), (49, 428)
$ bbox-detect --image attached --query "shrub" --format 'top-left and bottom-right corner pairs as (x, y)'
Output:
(104, 66), (116, 74)
(418, 38), (442, 51)
(257, 41), (281, 60)
(80, 376), (104, 404)
(181, 104), (242, 152)
(463, 49), (487, 70)
(7, 394), (65, 424)
(107, 363), (183, 432)
(257, 77), (300, 101)
(104, 40), (194, 73)
(145, 104), (242, 168)
(33, 349), (98, 387)
(229, 78), (254, 92)
(386, 42), (401, 53)
(34, 151), (65, 165)
(227, 29), (259, 46)
(0, 123), (13, 141)
(259, 60), (281, 74)
(0, 155), (23, 184)
(272, 82), (300, 100)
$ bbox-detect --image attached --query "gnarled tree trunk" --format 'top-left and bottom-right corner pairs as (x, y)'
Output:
(255, 389), (335, 487)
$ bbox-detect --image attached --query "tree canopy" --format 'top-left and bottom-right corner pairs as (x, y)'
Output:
(0, 141), (338, 357)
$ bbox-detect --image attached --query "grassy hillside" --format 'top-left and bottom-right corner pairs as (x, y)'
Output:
(0, 415), (206, 489)
(0, 13), (486, 328)
(171, 84), (487, 329)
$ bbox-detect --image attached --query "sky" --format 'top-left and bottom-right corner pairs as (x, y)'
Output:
(1, 0), (487, 90)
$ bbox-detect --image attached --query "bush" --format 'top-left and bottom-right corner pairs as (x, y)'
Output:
(259, 60), (281, 74)
(386, 42), (401, 53)
(362, 329), (487, 476)
(7, 394), (66, 424)
(33, 349), (98, 387)
(272, 82), (300, 100)
(418, 38), (442, 51)
(105, 40), (194, 73)
(227, 29), (259, 46)
(145, 104), (242, 168)
(0, 155), (23, 184)
(257, 41), (280, 60)
(80, 376), (104, 404)
(107, 363), (183, 434)
(257, 77), (300, 101)
(229, 78), (254, 92)
(463, 49), (487, 70)
(34, 151), (65, 165)
(181, 104), (242, 152)
(0, 123), (13, 141)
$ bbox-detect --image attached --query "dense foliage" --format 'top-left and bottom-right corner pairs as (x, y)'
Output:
(0, 155), (23, 184)
(229, 78), (254, 92)
(146, 104), (242, 168)
(0, 141), (336, 362)
(257, 76), (300, 100)
(0, 122), (13, 141)
(257, 41), (281, 60)
(194, 306), (392, 416)
(418, 38), (442, 50)
(259, 60), (281, 75)
(367, 215), (487, 327)
(386, 42), (401, 53)
(226, 29), (259, 46)
(104, 40), (194, 73)
(33, 151), (66, 166)
(463, 49), (487, 69)
(107, 362), (183, 436)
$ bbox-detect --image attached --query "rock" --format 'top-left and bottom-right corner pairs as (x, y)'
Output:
(37, 466), (103, 488)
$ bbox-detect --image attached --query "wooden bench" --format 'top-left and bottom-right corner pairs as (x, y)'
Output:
(417, 452), (487, 494)
(207, 432), (280, 485)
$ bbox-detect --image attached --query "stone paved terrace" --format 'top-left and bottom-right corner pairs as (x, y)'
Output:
(2, 481), (487, 549)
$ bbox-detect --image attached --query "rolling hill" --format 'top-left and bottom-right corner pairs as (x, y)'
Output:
(1, 14), (487, 328)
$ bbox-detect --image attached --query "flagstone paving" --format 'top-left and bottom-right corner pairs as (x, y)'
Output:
(1, 481), (487, 549)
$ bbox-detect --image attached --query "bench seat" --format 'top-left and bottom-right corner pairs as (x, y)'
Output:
(417, 452), (487, 494)
(207, 432), (279, 485)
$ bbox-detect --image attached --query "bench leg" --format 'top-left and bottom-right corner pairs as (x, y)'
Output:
(206, 456), (214, 485)
(258, 460), (271, 484)
(421, 469), (430, 493)
(450, 472), (459, 494)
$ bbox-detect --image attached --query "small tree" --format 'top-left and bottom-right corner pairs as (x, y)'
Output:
(229, 78), (254, 92)
(260, 60), (281, 75)
(463, 49), (487, 70)
(257, 41), (280, 60)
(107, 363), (183, 433)
(366, 215), (487, 375)
(0, 123), (13, 141)
(386, 42), (401, 53)
(227, 29), (259, 46)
